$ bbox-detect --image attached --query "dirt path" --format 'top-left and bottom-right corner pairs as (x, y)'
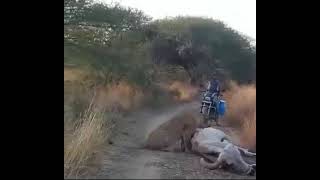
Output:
(95, 102), (256, 179)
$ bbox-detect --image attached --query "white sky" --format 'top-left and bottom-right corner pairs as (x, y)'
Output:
(102, 0), (256, 39)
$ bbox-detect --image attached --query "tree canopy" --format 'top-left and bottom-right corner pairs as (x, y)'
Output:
(64, 0), (256, 85)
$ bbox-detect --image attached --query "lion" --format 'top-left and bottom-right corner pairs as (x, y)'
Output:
(145, 111), (204, 151)
(144, 111), (256, 176)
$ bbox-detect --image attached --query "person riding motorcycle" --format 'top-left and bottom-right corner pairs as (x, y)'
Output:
(200, 79), (221, 114)
(207, 79), (221, 96)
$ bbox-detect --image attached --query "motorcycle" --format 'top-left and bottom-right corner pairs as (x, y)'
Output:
(200, 91), (226, 127)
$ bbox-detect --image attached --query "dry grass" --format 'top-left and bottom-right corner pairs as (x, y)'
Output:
(64, 67), (93, 82)
(64, 77), (146, 178)
(94, 82), (144, 112)
(64, 68), (82, 81)
(223, 82), (256, 150)
(239, 111), (256, 150)
(64, 98), (115, 178)
(166, 81), (198, 102)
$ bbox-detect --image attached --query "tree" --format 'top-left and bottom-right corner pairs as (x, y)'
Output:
(64, 0), (151, 46)
(148, 17), (256, 84)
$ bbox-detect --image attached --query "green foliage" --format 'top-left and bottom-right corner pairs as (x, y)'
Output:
(148, 17), (256, 83)
(64, 0), (153, 87)
(64, 1), (256, 87)
(64, 0), (151, 46)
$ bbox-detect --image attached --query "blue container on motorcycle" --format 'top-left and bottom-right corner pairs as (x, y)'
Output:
(218, 100), (226, 116)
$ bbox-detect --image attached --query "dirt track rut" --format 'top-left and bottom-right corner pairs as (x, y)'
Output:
(95, 102), (256, 179)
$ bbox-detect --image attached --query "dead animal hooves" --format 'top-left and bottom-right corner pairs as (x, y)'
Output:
(199, 158), (206, 165)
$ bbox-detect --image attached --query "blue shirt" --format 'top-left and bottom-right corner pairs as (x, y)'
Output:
(207, 80), (220, 93)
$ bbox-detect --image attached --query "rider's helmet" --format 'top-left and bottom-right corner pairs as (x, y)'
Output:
(212, 79), (219, 85)
(208, 78), (220, 94)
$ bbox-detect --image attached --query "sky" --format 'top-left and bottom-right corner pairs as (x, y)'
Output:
(102, 0), (256, 39)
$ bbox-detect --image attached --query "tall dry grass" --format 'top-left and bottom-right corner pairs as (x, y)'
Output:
(166, 81), (198, 102)
(94, 82), (144, 112)
(64, 97), (115, 178)
(64, 77), (153, 178)
(223, 81), (256, 150)
(240, 111), (256, 151)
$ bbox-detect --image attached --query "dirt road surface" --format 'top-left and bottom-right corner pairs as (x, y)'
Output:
(95, 102), (256, 179)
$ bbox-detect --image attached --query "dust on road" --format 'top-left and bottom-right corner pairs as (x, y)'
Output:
(95, 102), (255, 179)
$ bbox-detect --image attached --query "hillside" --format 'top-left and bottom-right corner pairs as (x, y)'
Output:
(64, 0), (256, 178)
